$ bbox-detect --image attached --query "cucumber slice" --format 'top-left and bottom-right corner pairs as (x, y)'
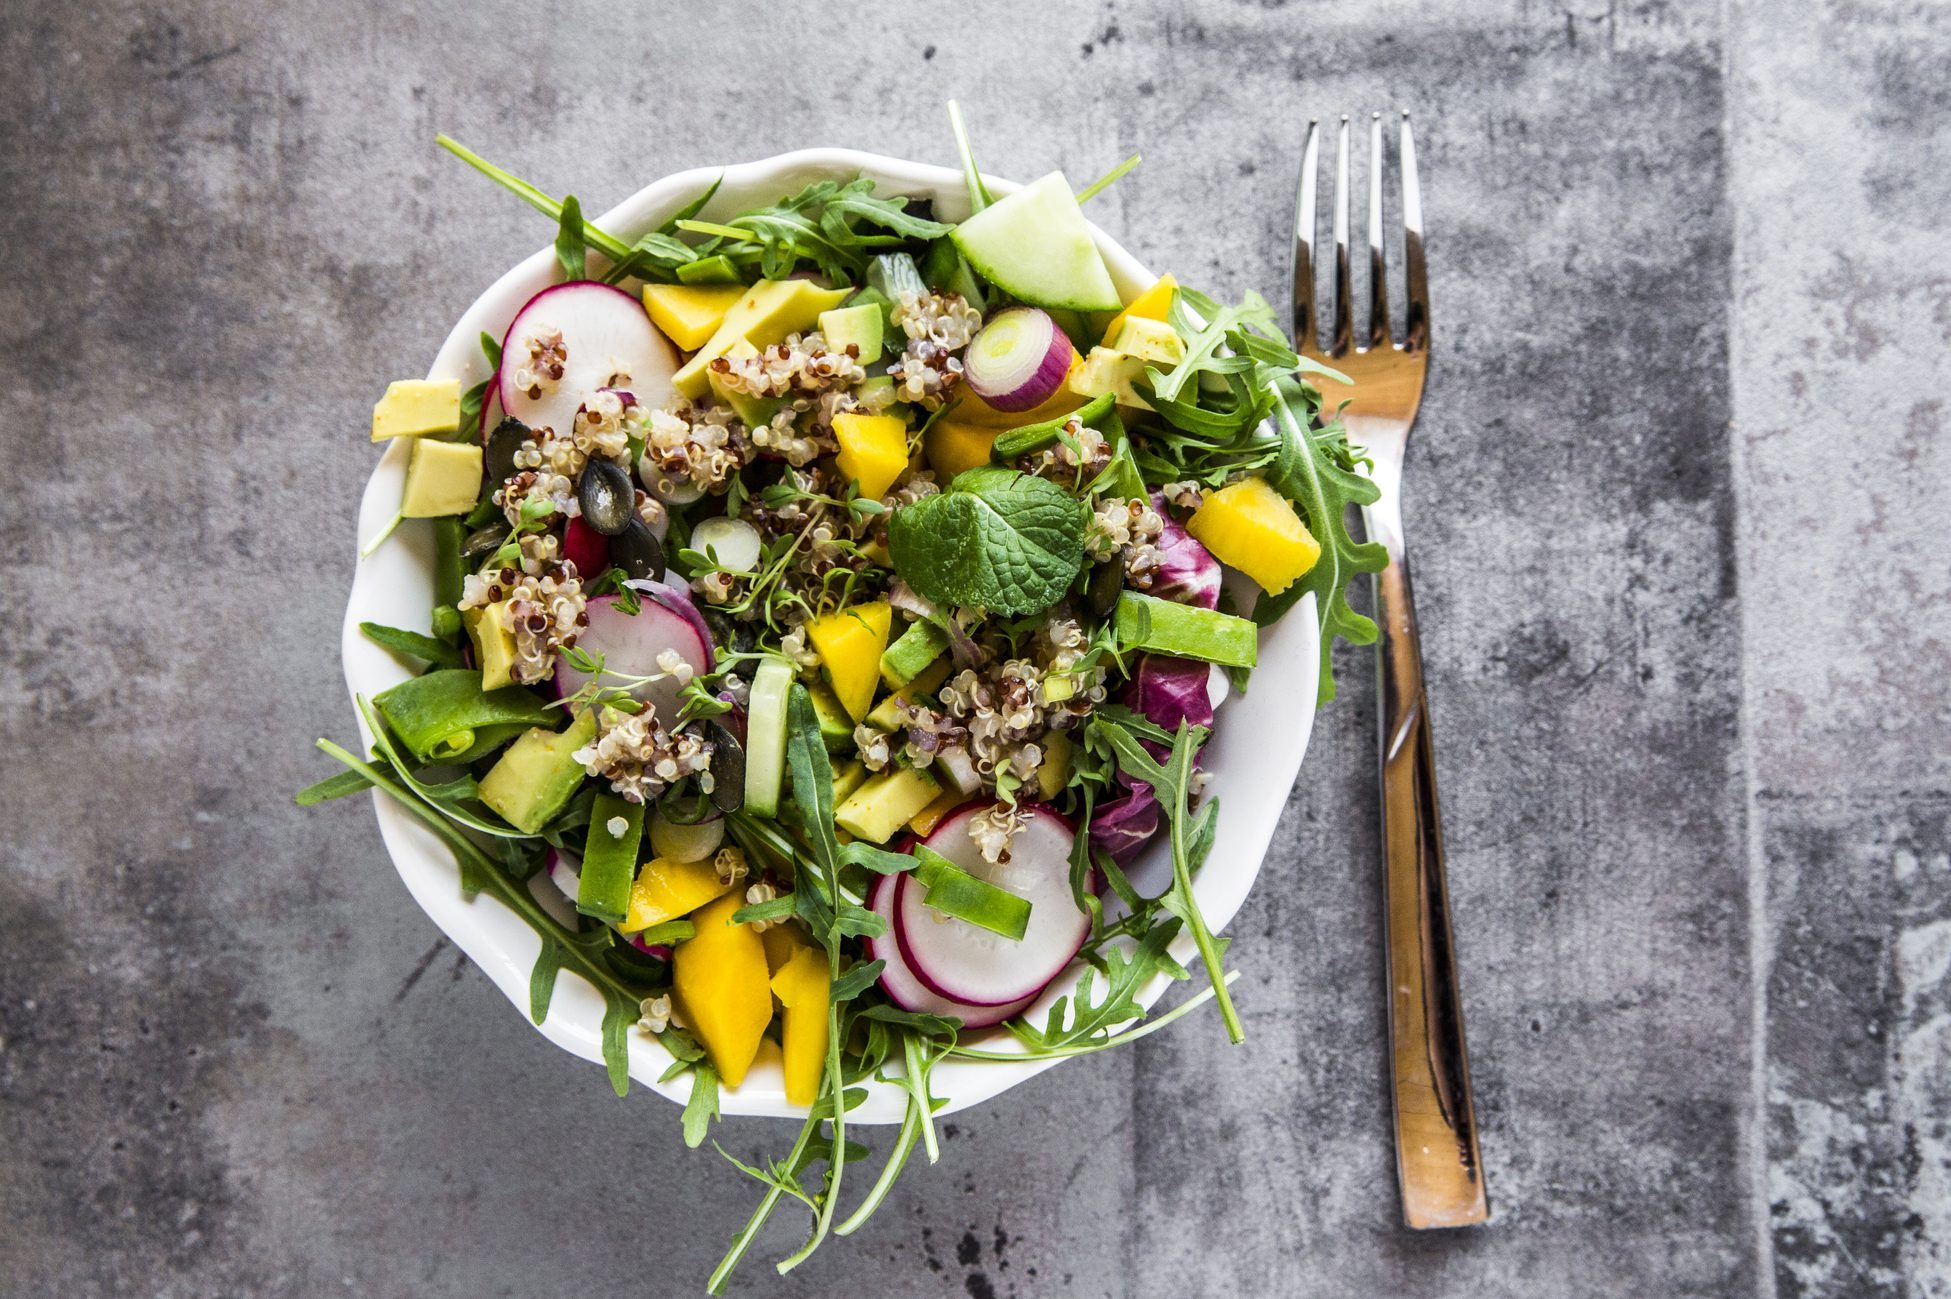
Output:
(744, 656), (794, 817)
(950, 172), (1122, 313)
(579, 791), (643, 924)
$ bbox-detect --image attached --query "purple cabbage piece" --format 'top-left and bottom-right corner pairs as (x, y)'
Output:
(1121, 654), (1215, 736)
(1089, 783), (1161, 866)
(1147, 493), (1222, 610)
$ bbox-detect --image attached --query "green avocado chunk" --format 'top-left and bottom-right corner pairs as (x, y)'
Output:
(477, 708), (597, 834)
(879, 619), (949, 689)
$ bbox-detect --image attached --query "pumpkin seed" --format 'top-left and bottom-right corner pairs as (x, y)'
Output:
(577, 458), (635, 536)
(610, 517), (665, 581)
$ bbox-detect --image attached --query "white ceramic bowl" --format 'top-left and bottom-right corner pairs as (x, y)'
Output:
(342, 150), (1319, 1122)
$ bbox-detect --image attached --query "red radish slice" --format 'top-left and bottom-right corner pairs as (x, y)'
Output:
(628, 580), (715, 663)
(896, 802), (1090, 1007)
(555, 592), (712, 727)
(500, 282), (676, 438)
(867, 872), (1035, 1029)
(962, 307), (1072, 412)
(562, 514), (609, 577)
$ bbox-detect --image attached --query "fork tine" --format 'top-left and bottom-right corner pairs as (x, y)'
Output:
(1401, 111), (1429, 352)
(1330, 114), (1353, 358)
(1366, 112), (1390, 351)
(1292, 119), (1320, 351)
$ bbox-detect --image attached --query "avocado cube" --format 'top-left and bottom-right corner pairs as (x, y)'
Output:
(807, 683), (857, 753)
(1106, 315), (1186, 366)
(880, 619), (950, 689)
(478, 709), (597, 834)
(464, 602), (519, 691)
(834, 766), (943, 844)
(1068, 347), (1153, 412)
(831, 758), (870, 805)
(673, 280), (853, 399)
(400, 438), (483, 519)
(371, 378), (463, 442)
(705, 337), (783, 428)
(818, 303), (885, 366)
(865, 658), (953, 731)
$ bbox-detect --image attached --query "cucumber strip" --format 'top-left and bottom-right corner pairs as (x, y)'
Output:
(744, 656), (794, 818)
(1113, 591), (1258, 669)
(676, 254), (742, 284)
(912, 846), (1031, 941)
(579, 791), (643, 924)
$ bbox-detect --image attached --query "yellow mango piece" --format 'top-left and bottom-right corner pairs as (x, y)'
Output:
(804, 602), (892, 721)
(1186, 477), (1323, 596)
(761, 921), (809, 976)
(908, 788), (965, 837)
(1100, 272), (1178, 345)
(769, 945), (831, 1107)
(951, 359), (1087, 428)
(1036, 729), (1073, 801)
(672, 891), (772, 1088)
(621, 856), (735, 934)
(641, 283), (745, 351)
(832, 412), (910, 501)
(924, 419), (999, 482)
(673, 281), (852, 398)
(371, 378), (463, 442)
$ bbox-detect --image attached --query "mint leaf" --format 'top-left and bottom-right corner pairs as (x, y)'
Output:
(887, 466), (1085, 614)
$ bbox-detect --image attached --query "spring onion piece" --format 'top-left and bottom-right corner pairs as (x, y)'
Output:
(911, 845), (1032, 941)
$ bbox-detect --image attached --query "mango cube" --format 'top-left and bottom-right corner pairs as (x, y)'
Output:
(672, 891), (772, 1087)
(621, 856), (737, 933)
(923, 419), (999, 482)
(371, 378), (462, 441)
(1186, 477), (1322, 595)
(641, 283), (744, 351)
(803, 602), (892, 721)
(832, 411), (910, 500)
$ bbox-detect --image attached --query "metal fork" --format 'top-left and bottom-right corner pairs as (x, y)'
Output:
(1293, 112), (1489, 1229)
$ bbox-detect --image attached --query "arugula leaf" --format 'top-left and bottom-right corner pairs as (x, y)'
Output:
(683, 1064), (721, 1149)
(829, 960), (886, 1002)
(293, 768), (373, 806)
(887, 466), (1086, 614)
(1007, 919), (1185, 1052)
(1254, 374), (1389, 704)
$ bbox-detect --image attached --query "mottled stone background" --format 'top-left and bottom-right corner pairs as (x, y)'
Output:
(2, 1), (1945, 1295)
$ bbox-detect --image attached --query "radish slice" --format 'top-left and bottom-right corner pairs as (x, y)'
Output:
(689, 516), (762, 574)
(963, 307), (1072, 413)
(555, 592), (712, 726)
(500, 282), (676, 438)
(628, 580), (716, 664)
(896, 803), (1089, 1007)
(867, 872), (1035, 1029)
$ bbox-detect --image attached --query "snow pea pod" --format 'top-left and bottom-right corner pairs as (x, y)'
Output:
(372, 669), (558, 764)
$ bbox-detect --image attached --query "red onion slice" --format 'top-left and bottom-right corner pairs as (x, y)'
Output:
(963, 306), (1072, 413)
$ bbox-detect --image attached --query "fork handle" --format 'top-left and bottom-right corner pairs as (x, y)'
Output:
(1365, 489), (1490, 1229)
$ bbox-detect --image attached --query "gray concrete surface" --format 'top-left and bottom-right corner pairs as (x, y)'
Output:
(1, 0), (1945, 1295)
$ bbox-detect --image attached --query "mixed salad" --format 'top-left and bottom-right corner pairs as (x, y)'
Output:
(302, 105), (1383, 1290)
